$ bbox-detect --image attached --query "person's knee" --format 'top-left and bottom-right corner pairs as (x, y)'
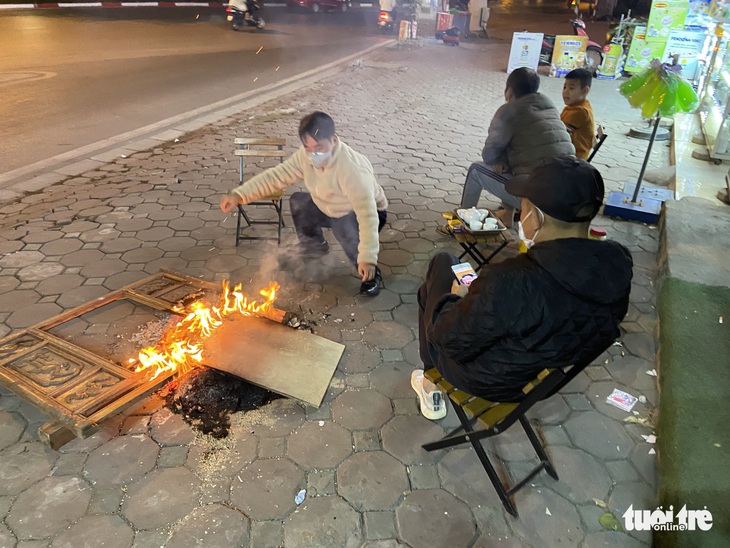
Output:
(289, 191), (307, 206)
(429, 252), (459, 276)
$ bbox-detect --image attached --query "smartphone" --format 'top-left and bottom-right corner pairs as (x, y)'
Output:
(451, 262), (478, 285)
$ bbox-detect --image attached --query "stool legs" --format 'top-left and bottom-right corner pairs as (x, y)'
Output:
(453, 404), (519, 517)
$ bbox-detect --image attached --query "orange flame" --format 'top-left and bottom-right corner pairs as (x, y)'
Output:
(135, 280), (279, 381)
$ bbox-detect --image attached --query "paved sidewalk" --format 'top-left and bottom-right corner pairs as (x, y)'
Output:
(0, 41), (667, 547)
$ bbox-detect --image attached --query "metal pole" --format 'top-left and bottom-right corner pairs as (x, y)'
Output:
(632, 116), (661, 203)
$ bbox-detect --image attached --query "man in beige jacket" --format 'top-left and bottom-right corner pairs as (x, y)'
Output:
(220, 112), (388, 296)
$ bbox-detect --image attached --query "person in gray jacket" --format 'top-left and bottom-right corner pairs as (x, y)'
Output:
(455, 67), (575, 228)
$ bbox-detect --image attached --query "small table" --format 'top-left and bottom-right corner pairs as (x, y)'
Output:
(453, 229), (511, 271)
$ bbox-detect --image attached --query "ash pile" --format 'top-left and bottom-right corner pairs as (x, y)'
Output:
(163, 368), (280, 438)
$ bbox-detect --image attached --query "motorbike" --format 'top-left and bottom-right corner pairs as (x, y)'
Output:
(226, 0), (265, 30)
(377, 10), (395, 34)
(539, 14), (603, 73)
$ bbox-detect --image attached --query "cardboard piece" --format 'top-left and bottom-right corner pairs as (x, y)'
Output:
(203, 315), (344, 407)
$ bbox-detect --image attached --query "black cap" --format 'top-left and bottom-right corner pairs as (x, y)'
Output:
(505, 156), (604, 223)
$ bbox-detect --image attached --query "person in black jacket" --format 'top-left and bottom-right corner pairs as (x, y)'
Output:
(414, 157), (633, 412)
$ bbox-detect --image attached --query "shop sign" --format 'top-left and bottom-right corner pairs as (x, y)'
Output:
(550, 35), (587, 78)
(625, 26), (668, 73)
(507, 32), (544, 74)
(597, 43), (625, 79)
(646, 0), (690, 42)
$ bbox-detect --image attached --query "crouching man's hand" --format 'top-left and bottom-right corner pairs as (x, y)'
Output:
(451, 279), (469, 297)
(358, 262), (376, 282)
(220, 192), (242, 213)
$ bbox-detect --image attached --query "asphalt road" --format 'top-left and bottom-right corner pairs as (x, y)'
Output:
(0, 6), (386, 174)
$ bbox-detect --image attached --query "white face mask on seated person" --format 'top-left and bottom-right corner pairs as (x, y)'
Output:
(517, 205), (544, 252)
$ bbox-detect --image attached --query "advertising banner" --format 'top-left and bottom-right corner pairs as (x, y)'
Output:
(550, 35), (588, 78)
(646, 0), (690, 41)
(625, 26), (668, 73)
(662, 29), (707, 80)
(507, 32), (544, 74)
(597, 43), (625, 79)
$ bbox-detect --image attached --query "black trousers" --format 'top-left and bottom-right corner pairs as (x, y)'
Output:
(417, 252), (460, 370)
(289, 191), (387, 265)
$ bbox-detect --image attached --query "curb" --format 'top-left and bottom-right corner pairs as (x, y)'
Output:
(0, 1), (374, 8)
(0, 39), (392, 202)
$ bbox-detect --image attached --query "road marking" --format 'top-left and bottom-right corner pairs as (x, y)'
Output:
(0, 71), (56, 87)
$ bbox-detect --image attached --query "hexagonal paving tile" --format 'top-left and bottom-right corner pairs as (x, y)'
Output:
(168, 217), (204, 231)
(83, 434), (160, 486)
(362, 321), (414, 349)
(288, 421), (352, 469)
(122, 467), (201, 530)
(526, 396), (571, 425)
(39, 238), (84, 256)
(230, 458), (304, 520)
(59, 249), (105, 267)
(80, 259), (129, 279)
(149, 408), (195, 446)
(284, 495), (362, 548)
(0, 523), (15, 548)
(509, 487), (585, 546)
(6, 476), (91, 538)
(16, 261), (65, 282)
(136, 226), (175, 242)
(186, 431), (257, 478)
(50, 514), (134, 548)
(339, 342), (382, 375)
(543, 446), (612, 504)
(158, 236), (197, 253)
(7, 302), (63, 328)
(167, 504), (249, 548)
(57, 285), (109, 309)
(120, 246), (165, 264)
(248, 399), (306, 438)
(378, 249), (414, 268)
(337, 451), (409, 511)
(381, 414), (444, 465)
(79, 227), (121, 243)
(332, 390), (393, 430)
(0, 411), (25, 450)
(100, 237), (143, 254)
(563, 411), (634, 460)
(114, 217), (154, 232)
(0, 250), (44, 269)
(437, 448), (505, 508)
(0, 442), (57, 496)
(370, 361), (417, 400)
(325, 304), (373, 331)
(0, 276), (20, 295)
(0, 290), (40, 313)
(396, 489), (475, 548)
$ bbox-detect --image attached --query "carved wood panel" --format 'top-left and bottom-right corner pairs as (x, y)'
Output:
(0, 271), (220, 440)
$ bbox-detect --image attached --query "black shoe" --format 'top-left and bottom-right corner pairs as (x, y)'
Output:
(301, 240), (329, 256)
(360, 267), (383, 297)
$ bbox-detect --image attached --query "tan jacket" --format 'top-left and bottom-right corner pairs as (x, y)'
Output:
(231, 139), (387, 265)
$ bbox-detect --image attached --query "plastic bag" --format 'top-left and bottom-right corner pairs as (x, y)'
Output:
(620, 64), (699, 118)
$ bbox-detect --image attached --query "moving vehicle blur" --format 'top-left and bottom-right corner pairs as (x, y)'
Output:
(286, 0), (350, 12)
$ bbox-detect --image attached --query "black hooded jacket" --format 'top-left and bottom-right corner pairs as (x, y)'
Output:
(427, 238), (633, 402)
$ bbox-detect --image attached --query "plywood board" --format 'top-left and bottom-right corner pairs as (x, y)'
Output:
(202, 316), (344, 408)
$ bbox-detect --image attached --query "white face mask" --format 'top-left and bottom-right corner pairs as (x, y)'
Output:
(517, 208), (543, 251)
(310, 150), (332, 169)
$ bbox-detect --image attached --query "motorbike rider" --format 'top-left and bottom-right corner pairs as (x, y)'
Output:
(380, 0), (398, 26)
(229, 0), (249, 12)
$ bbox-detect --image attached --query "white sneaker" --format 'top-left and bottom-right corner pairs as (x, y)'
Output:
(411, 370), (447, 420)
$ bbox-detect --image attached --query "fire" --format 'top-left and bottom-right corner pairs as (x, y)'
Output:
(135, 280), (279, 380)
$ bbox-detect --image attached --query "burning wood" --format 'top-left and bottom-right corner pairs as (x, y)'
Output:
(134, 280), (280, 381)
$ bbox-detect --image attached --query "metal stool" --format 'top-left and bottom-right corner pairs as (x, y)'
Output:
(233, 138), (287, 246)
(587, 125), (607, 163)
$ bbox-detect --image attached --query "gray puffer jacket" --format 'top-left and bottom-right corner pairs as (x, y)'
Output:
(481, 93), (575, 175)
